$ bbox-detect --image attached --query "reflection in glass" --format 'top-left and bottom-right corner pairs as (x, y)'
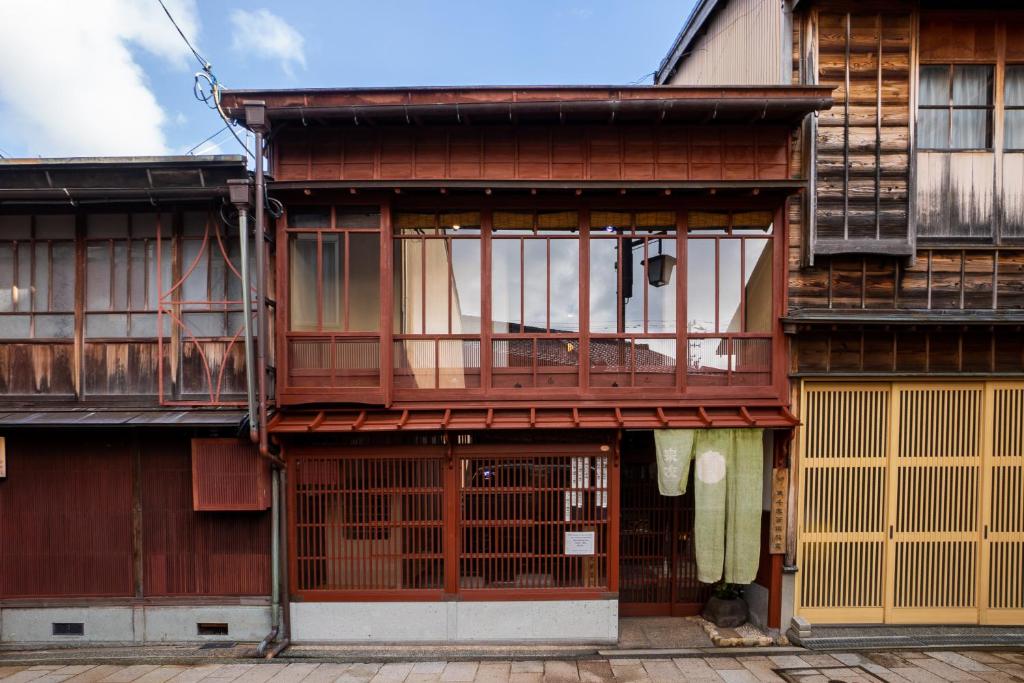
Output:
(918, 109), (950, 149)
(321, 234), (344, 330)
(645, 237), (676, 333)
(719, 240), (741, 333)
(395, 238), (479, 335)
(919, 65), (950, 105)
(686, 239), (716, 333)
(491, 239), (521, 332)
(289, 234), (317, 330)
(743, 238), (773, 333)
(349, 233), (380, 331)
(589, 238), (617, 333)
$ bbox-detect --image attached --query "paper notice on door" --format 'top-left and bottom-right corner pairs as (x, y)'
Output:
(564, 531), (595, 555)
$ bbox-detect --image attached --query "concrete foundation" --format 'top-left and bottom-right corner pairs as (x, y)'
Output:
(290, 600), (619, 644)
(0, 605), (271, 643)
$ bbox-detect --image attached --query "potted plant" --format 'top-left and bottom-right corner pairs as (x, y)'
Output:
(702, 581), (749, 628)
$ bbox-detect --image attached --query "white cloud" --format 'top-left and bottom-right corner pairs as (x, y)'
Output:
(230, 9), (306, 77)
(0, 0), (200, 157)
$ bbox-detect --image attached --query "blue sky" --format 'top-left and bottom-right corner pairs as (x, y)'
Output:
(0, 1), (695, 159)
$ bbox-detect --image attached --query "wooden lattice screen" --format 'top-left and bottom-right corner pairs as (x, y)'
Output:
(797, 381), (1024, 625)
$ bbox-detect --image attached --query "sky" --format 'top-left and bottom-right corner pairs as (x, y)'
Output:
(0, 1), (695, 160)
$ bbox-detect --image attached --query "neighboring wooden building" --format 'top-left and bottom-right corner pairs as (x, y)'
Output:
(0, 157), (274, 643)
(216, 85), (830, 642)
(660, 1), (1024, 633)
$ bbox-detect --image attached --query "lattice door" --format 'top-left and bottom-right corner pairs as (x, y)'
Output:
(796, 383), (890, 624)
(887, 384), (984, 624)
(982, 383), (1024, 625)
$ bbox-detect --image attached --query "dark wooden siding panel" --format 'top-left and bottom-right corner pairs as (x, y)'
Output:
(0, 435), (133, 598)
(0, 343), (75, 397)
(142, 435), (271, 596)
(191, 438), (271, 511)
(83, 342), (162, 396)
(273, 126), (792, 183)
(813, 9), (913, 251)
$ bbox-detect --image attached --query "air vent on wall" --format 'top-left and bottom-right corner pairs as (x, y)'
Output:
(52, 622), (84, 636)
(197, 622), (229, 636)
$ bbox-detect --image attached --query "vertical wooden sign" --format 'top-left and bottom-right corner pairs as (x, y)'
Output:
(769, 467), (788, 554)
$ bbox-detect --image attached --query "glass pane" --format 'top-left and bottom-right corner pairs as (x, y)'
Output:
(422, 240), (449, 334)
(588, 238), (618, 333)
(348, 232), (380, 332)
(450, 239), (481, 334)
(491, 239), (521, 332)
(290, 207), (330, 228)
(645, 236), (676, 334)
(336, 207), (380, 228)
(549, 239), (579, 333)
(33, 243), (49, 312)
(917, 108), (950, 149)
(35, 314), (74, 339)
(0, 245), (12, 312)
(146, 241), (172, 310)
(130, 241), (147, 311)
(1006, 110), (1024, 150)
(86, 313), (128, 337)
(112, 242), (128, 310)
(0, 315), (30, 339)
(86, 242), (111, 311)
(182, 311), (226, 337)
(15, 243), (30, 312)
(686, 239), (716, 333)
(181, 239), (208, 309)
(624, 238), (644, 333)
(719, 240), (742, 333)
(635, 338), (677, 373)
(289, 234), (318, 331)
(395, 238), (423, 334)
(952, 109), (989, 149)
(523, 240), (548, 330)
(51, 242), (75, 310)
(128, 313), (158, 338)
(1007, 66), (1024, 107)
(86, 213), (128, 239)
(953, 65), (992, 106)
(919, 65), (950, 106)
(743, 238), (773, 333)
(321, 233), (345, 331)
(34, 214), (74, 239)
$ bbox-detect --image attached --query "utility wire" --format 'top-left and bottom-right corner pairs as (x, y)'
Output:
(155, 0), (255, 161)
(185, 125), (230, 155)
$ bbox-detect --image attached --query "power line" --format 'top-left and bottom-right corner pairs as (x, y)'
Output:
(156, 0), (209, 71)
(185, 125), (229, 155)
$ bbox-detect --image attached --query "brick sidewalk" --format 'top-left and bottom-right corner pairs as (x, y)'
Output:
(1, 650), (1023, 682)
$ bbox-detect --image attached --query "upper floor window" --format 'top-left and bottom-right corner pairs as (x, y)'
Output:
(918, 64), (994, 150)
(1005, 65), (1024, 150)
(0, 214), (76, 339)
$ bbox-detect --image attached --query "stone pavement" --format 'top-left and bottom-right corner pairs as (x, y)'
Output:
(1, 650), (1023, 682)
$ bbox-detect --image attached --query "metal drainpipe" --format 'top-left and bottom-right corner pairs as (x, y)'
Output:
(266, 465), (291, 658)
(243, 101), (289, 657)
(227, 180), (258, 441)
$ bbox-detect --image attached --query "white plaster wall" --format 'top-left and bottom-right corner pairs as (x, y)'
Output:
(290, 600), (618, 644)
(0, 605), (271, 643)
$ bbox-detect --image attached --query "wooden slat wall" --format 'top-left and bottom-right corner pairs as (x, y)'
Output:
(813, 8), (913, 249)
(985, 383), (1024, 623)
(274, 126), (791, 183)
(794, 328), (1024, 376)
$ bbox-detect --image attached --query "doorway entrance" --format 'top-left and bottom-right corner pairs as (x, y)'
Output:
(618, 431), (710, 616)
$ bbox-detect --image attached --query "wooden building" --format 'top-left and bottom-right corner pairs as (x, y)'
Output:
(660, 1), (1024, 634)
(215, 85), (831, 642)
(0, 157), (276, 644)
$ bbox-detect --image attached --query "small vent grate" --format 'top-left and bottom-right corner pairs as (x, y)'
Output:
(52, 622), (84, 636)
(197, 622), (229, 636)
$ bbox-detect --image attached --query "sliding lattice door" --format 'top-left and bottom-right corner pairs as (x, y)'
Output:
(888, 384), (983, 624)
(797, 381), (1024, 626)
(797, 384), (889, 624)
(984, 384), (1024, 625)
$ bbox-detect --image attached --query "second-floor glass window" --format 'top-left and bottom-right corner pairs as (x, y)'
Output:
(918, 64), (994, 150)
(0, 214), (76, 339)
(1005, 65), (1024, 150)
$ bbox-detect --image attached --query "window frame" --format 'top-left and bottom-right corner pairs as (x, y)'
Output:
(917, 63), (995, 152)
(1003, 63), (1024, 152)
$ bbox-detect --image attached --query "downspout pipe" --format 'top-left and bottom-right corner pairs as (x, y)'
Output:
(243, 101), (290, 658)
(227, 179), (258, 442)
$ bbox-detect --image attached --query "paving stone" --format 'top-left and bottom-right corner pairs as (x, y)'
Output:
(766, 656), (807, 670)
(639, 660), (684, 681)
(303, 664), (354, 683)
(857, 662), (914, 683)
(928, 653), (995, 674)
(372, 663), (415, 682)
(738, 663), (785, 683)
(607, 664), (648, 682)
(718, 671), (760, 683)
(67, 667), (135, 683)
(576, 661), (612, 683)
(102, 666), (162, 683)
(508, 676), (542, 683)
(832, 654), (865, 666)
(667, 659), (719, 681)
(218, 664), (289, 683)
(131, 668), (189, 683)
(890, 667), (949, 683)
(705, 659), (746, 672)
(412, 664), (447, 675)
(474, 662), (510, 682)
(542, 661), (579, 682)
(961, 653), (1009, 665)
(440, 663), (478, 683)
(266, 664), (319, 683)
(510, 664), (543, 675)
(913, 658), (983, 681)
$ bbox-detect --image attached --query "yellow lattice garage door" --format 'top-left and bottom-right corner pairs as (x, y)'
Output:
(796, 381), (1024, 626)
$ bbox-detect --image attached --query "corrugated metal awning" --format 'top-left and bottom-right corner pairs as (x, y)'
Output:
(269, 405), (798, 434)
(0, 410), (245, 427)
